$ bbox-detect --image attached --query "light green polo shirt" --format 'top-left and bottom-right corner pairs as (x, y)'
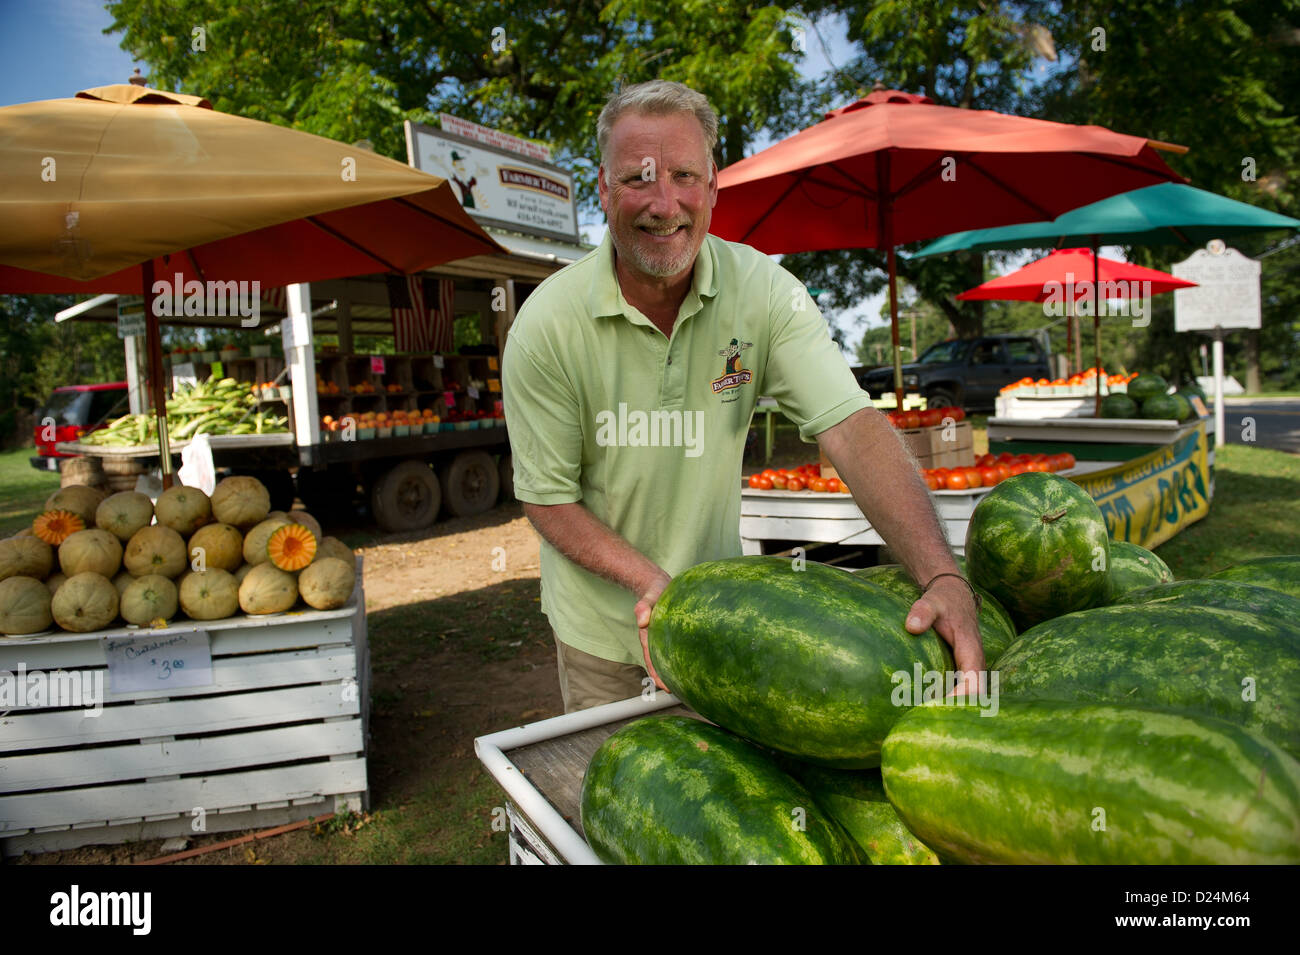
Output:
(502, 232), (873, 665)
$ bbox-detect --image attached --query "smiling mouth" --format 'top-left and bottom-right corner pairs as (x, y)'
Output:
(638, 223), (688, 237)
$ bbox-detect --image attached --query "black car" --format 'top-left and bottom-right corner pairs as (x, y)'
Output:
(858, 335), (1052, 412)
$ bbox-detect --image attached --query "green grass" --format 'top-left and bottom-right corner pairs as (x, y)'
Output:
(0, 447), (61, 536)
(1154, 443), (1300, 579)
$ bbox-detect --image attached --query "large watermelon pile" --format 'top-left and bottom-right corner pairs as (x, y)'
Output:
(577, 473), (1300, 864)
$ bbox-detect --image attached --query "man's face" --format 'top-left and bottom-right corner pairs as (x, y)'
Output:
(598, 110), (717, 282)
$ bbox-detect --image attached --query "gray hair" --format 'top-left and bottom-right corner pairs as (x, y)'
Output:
(596, 80), (719, 169)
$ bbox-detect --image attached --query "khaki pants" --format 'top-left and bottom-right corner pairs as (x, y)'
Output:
(554, 635), (648, 713)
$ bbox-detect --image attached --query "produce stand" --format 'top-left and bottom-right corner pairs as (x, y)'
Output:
(0, 560), (370, 858)
(474, 694), (689, 865)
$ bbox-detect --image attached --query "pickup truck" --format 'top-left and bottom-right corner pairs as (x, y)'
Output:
(857, 334), (1052, 412)
(30, 382), (130, 471)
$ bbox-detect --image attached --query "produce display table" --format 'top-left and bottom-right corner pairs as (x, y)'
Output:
(56, 434), (296, 456)
(0, 561), (370, 857)
(475, 695), (691, 865)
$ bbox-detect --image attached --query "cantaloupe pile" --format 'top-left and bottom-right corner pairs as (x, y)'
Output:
(1, 477), (355, 636)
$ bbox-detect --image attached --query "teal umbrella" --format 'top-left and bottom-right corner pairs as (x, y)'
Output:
(913, 183), (1299, 411)
(914, 183), (1300, 257)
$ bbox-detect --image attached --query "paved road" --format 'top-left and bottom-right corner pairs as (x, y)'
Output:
(1216, 399), (1300, 454)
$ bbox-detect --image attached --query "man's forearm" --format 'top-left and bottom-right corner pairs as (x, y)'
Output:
(521, 501), (667, 597)
(818, 407), (962, 586)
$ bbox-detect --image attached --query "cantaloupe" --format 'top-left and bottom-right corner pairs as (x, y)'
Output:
(120, 574), (179, 625)
(179, 569), (240, 621)
(45, 485), (105, 526)
(32, 509), (85, 546)
(242, 517), (290, 566)
(238, 563), (298, 615)
(298, 557), (355, 610)
(58, 528), (123, 578)
(154, 484), (212, 536)
(211, 476), (271, 528)
(51, 572), (119, 632)
(95, 491), (154, 541)
(287, 510), (323, 539)
(45, 571), (68, 595)
(188, 523), (244, 572)
(314, 536), (354, 566)
(124, 525), (188, 578)
(266, 523), (317, 571)
(0, 576), (54, 635)
(0, 537), (54, 582)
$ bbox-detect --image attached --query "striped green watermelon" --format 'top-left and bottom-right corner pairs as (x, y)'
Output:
(1141, 393), (1181, 420)
(1100, 393), (1138, 418)
(789, 763), (938, 865)
(1127, 372), (1168, 403)
(964, 472), (1110, 631)
(995, 603), (1300, 756)
(1113, 578), (1300, 625)
(852, 563), (1017, 664)
(580, 716), (864, 865)
(647, 556), (954, 768)
(1104, 539), (1174, 602)
(880, 700), (1300, 864)
(1208, 555), (1300, 600)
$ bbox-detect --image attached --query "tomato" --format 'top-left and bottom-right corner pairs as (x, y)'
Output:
(930, 468), (950, 482)
(978, 466), (1000, 486)
(944, 471), (969, 490)
(1026, 460), (1050, 473)
(886, 411), (903, 428)
(961, 467), (982, 489)
(996, 452), (1016, 464)
(755, 476), (774, 489)
(826, 477), (843, 493)
(1058, 452), (1076, 471)
(1016, 454), (1034, 464)
(810, 477), (829, 492)
(995, 463), (1013, 483)
(977, 453), (997, 468)
(942, 406), (966, 423)
(809, 464), (822, 477)
(776, 468), (792, 478)
(747, 473), (763, 488)
(771, 475), (788, 489)
(919, 408), (943, 428)
(924, 474), (942, 491)
(1008, 461), (1029, 476)
(786, 476), (804, 492)
(762, 468), (779, 479)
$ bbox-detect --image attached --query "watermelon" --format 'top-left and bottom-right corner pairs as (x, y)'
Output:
(880, 700), (1300, 864)
(852, 563), (1017, 664)
(964, 472), (1110, 631)
(1168, 392), (1193, 421)
(1127, 372), (1168, 404)
(789, 763), (939, 865)
(580, 716), (864, 865)
(1103, 539), (1174, 602)
(1179, 382), (1207, 403)
(1141, 393), (1181, 420)
(647, 556), (954, 768)
(1113, 578), (1300, 626)
(1099, 393), (1137, 418)
(1208, 555), (1300, 601)
(995, 602), (1300, 756)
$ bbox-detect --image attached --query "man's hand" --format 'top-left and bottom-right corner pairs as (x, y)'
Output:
(635, 569), (673, 691)
(904, 576), (986, 696)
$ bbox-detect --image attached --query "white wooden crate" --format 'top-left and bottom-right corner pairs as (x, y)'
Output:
(0, 560), (370, 857)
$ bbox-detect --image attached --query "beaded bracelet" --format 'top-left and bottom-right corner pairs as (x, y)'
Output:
(923, 572), (983, 612)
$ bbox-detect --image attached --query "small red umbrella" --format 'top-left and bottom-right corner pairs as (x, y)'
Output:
(712, 88), (1187, 405)
(955, 248), (1197, 412)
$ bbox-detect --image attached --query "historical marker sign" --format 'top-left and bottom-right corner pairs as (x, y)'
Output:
(1172, 245), (1261, 332)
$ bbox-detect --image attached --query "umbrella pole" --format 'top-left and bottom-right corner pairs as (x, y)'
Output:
(888, 245), (903, 409)
(1065, 297), (1074, 377)
(1092, 239), (1102, 417)
(142, 260), (174, 490)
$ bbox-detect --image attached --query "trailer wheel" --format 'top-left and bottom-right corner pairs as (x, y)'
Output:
(438, 451), (500, 518)
(498, 453), (514, 502)
(371, 460), (441, 532)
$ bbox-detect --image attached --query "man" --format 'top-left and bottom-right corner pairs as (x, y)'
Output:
(502, 80), (983, 712)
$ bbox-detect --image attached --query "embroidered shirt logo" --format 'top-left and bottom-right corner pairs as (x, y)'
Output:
(712, 338), (754, 393)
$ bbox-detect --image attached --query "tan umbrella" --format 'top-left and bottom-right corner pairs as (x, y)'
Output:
(0, 78), (502, 482)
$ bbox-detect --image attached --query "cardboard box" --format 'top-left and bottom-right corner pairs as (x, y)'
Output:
(927, 420), (972, 455)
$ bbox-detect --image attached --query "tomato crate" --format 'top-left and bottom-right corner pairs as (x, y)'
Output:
(0, 560), (370, 858)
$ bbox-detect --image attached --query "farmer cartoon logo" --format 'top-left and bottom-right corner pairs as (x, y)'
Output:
(712, 338), (754, 394)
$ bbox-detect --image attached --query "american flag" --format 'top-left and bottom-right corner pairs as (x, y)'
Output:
(260, 284), (288, 312)
(388, 275), (455, 352)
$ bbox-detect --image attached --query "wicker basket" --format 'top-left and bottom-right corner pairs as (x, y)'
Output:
(60, 456), (105, 490)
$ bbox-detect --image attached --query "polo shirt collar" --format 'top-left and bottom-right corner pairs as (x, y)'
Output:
(587, 231), (720, 323)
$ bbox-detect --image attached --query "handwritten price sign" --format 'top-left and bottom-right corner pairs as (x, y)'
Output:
(103, 631), (214, 694)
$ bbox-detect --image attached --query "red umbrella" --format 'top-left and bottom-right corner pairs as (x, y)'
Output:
(955, 247), (1196, 301)
(712, 88), (1187, 404)
(955, 248), (1196, 414)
